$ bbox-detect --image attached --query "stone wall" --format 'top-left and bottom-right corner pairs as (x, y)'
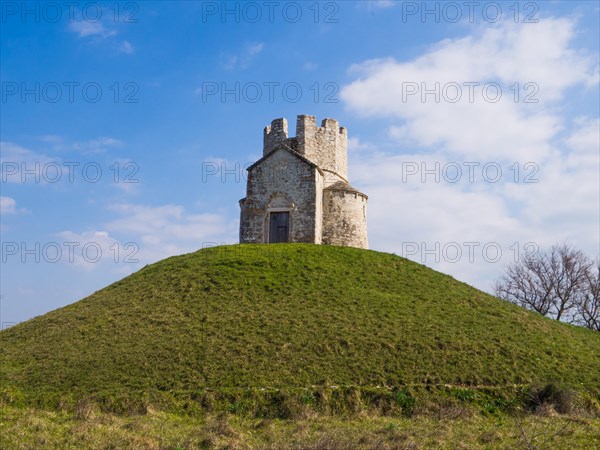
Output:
(264, 115), (348, 182)
(243, 115), (368, 249)
(263, 118), (289, 155)
(239, 148), (321, 244)
(296, 115), (348, 182)
(322, 185), (368, 249)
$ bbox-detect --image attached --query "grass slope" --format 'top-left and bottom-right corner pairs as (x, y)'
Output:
(1, 244), (599, 414)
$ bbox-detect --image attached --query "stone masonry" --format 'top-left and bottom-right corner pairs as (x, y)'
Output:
(239, 115), (368, 248)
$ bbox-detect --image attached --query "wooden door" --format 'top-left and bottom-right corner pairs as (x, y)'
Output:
(269, 212), (289, 243)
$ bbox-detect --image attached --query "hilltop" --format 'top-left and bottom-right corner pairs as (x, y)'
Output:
(1, 244), (598, 416)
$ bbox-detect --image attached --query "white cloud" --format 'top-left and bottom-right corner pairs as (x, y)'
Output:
(0, 142), (55, 183)
(55, 201), (235, 274)
(247, 42), (264, 56)
(350, 138), (598, 291)
(69, 20), (117, 38)
(0, 196), (17, 214)
(72, 137), (123, 154)
(341, 18), (598, 161)
(341, 17), (599, 292)
(564, 117), (600, 158)
(367, 0), (395, 9)
(347, 137), (374, 153)
(504, 118), (600, 241)
(0, 139), (133, 192)
(68, 19), (135, 55)
(119, 40), (135, 55)
(356, 0), (395, 11)
(54, 230), (124, 271)
(104, 203), (236, 265)
(38, 136), (122, 154)
(220, 42), (264, 70)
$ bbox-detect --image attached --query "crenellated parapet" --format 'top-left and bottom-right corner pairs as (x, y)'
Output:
(263, 118), (290, 155)
(263, 115), (348, 181)
(296, 115), (348, 181)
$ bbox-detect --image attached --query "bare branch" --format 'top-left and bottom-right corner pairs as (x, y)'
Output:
(577, 262), (600, 331)
(495, 243), (596, 330)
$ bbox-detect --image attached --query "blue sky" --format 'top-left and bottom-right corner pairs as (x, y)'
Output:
(1, 1), (599, 325)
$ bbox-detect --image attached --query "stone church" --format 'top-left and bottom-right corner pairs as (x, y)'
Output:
(239, 115), (368, 249)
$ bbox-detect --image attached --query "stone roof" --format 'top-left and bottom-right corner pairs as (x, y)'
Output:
(324, 180), (368, 198)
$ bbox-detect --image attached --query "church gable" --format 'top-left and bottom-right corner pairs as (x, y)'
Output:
(247, 144), (319, 173)
(239, 146), (321, 244)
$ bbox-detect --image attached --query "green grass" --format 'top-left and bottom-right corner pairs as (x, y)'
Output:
(1, 244), (599, 416)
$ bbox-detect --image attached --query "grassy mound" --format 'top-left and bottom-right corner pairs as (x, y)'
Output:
(1, 244), (598, 415)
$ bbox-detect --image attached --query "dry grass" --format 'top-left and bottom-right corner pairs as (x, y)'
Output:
(1, 406), (599, 449)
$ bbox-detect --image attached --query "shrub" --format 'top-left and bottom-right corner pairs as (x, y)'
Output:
(526, 384), (575, 414)
(449, 387), (476, 402)
(394, 389), (416, 417)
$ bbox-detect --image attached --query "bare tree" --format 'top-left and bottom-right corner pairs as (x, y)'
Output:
(550, 245), (592, 322)
(577, 262), (600, 331)
(495, 244), (593, 323)
(495, 254), (554, 316)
